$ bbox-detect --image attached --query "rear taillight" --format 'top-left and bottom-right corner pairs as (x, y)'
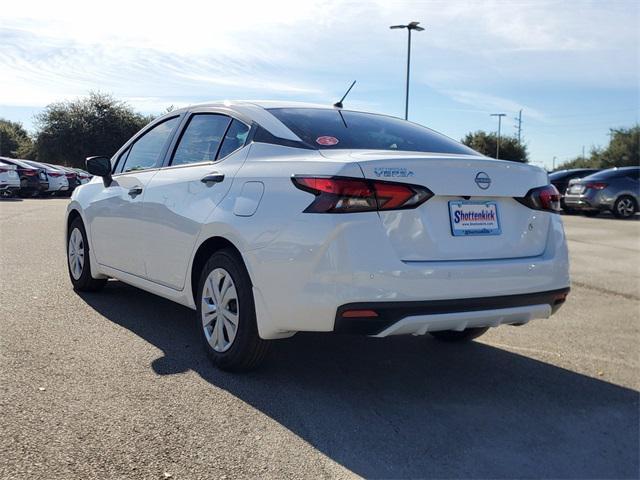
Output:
(48, 171), (63, 177)
(66, 173), (76, 179)
(22, 169), (37, 176)
(0, 167), (8, 173)
(292, 176), (433, 213)
(517, 184), (561, 212)
(585, 182), (607, 190)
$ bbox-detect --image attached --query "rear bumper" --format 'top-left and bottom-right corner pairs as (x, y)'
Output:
(248, 212), (571, 339)
(564, 191), (614, 211)
(335, 288), (569, 336)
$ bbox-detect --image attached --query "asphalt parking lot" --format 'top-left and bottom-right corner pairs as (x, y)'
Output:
(1, 198), (638, 479)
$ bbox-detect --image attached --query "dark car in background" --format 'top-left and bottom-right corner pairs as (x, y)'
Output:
(564, 166), (640, 218)
(0, 157), (48, 197)
(549, 168), (600, 212)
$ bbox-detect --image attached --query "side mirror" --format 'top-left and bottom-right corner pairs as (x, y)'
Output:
(86, 156), (112, 187)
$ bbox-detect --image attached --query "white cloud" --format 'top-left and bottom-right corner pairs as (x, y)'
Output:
(0, 0), (637, 112)
(440, 90), (546, 121)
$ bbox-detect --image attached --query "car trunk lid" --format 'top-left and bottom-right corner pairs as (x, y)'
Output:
(321, 150), (552, 261)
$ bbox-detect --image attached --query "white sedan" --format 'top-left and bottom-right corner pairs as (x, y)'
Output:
(65, 101), (570, 371)
(0, 160), (20, 196)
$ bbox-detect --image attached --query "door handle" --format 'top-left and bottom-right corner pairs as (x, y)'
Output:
(201, 173), (225, 185)
(128, 186), (143, 197)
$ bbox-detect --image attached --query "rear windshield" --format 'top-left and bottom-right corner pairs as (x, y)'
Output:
(267, 108), (477, 155)
(582, 168), (638, 181)
(549, 169), (597, 181)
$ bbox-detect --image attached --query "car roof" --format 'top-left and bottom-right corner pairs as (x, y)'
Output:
(166, 101), (370, 142)
(0, 156), (38, 169)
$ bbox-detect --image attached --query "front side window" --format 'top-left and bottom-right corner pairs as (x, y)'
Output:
(267, 108), (477, 155)
(171, 114), (232, 166)
(119, 117), (179, 173)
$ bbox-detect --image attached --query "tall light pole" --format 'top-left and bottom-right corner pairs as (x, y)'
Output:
(390, 21), (425, 120)
(490, 113), (506, 159)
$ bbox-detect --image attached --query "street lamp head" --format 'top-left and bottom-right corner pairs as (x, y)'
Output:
(390, 22), (425, 31)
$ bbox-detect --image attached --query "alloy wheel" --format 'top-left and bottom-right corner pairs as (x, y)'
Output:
(201, 268), (239, 352)
(617, 198), (635, 217)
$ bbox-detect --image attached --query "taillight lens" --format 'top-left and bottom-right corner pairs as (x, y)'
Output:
(48, 171), (63, 177)
(23, 169), (37, 176)
(0, 167), (8, 173)
(292, 176), (433, 213)
(517, 184), (561, 212)
(66, 173), (76, 179)
(585, 182), (608, 190)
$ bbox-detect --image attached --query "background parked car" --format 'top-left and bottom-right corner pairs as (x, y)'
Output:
(0, 160), (21, 197)
(21, 160), (70, 196)
(73, 168), (92, 184)
(48, 165), (80, 196)
(0, 157), (48, 197)
(564, 166), (640, 218)
(549, 168), (600, 212)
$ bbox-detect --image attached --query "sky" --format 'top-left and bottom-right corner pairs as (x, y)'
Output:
(0, 0), (638, 169)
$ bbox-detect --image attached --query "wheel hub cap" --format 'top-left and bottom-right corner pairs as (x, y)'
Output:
(201, 268), (239, 352)
(68, 228), (84, 280)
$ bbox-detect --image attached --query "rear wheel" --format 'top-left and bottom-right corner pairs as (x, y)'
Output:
(613, 196), (637, 219)
(429, 327), (489, 342)
(197, 249), (271, 372)
(67, 217), (107, 292)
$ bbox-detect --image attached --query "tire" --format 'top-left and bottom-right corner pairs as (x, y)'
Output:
(196, 249), (271, 372)
(67, 217), (107, 292)
(429, 327), (489, 342)
(583, 210), (600, 217)
(613, 195), (637, 219)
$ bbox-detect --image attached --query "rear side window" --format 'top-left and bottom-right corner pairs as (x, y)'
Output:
(171, 114), (232, 166)
(267, 108), (476, 155)
(119, 117), (180, 173)
(217, 119), (250, 159)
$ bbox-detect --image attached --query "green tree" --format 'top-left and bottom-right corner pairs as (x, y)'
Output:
(33, 92), (151, 168)
(462, 131), (528, 163)
(558, 126), (639, 170)
(0, 118), (34, 159)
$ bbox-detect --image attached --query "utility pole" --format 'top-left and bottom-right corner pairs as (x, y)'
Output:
(390, 21), (425, 120)
(552, 156), (557, 171)
(490, 113), (506, 159)
(515, 109), (522, 144)
(582, 145), (585, 160)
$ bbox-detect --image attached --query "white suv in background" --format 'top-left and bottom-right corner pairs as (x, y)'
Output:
(65, 101), (570, 371)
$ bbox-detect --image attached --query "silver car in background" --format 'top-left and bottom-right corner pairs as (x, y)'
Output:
(564, 166), (639, 218)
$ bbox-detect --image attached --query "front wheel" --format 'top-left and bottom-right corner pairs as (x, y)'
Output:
(613, 196), (637, 219)
(429, 327), (489, 342)
(67, 217), (107, 292)
(197, 249), (271, 372)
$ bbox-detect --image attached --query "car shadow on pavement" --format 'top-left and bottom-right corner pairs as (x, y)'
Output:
(81, 281), (639, 479)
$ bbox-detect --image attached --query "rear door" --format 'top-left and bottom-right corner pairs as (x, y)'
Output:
(88, 116), (181, 276)
(140, 112), (252, 290)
